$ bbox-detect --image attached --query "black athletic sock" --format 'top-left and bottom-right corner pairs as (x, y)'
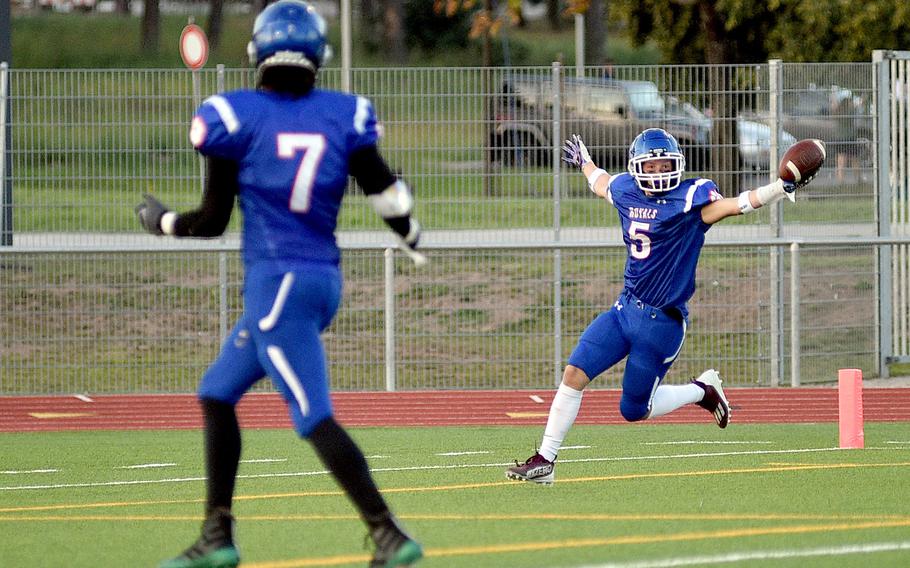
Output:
(201, 398), (241, 513)
(309, 417), (390, 524)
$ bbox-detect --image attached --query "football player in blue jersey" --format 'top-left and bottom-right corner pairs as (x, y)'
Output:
(136, 2), (423, 566)
(507, 128), (811, 484)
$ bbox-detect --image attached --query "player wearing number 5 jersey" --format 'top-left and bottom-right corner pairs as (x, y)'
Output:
(136, 2), (422, 567)
(507, 128), (812, 484)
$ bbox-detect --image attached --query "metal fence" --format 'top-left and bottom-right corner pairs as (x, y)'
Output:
(0, 55), (907, 394)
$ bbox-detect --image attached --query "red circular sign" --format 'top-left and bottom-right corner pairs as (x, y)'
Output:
(180, 24), (209, 70)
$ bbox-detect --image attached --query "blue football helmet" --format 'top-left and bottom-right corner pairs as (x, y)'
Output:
(247, 0), (332, 74)
(627, 128), (686, 192)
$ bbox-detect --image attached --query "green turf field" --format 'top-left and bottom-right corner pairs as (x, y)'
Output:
(2, 423), (909, 567)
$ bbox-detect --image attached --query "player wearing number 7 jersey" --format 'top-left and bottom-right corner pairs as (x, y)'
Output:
(136, 2), (423, 566)
(507, 128), (813, 485)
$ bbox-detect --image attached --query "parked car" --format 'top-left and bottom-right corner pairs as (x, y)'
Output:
(736, 117), (798, 170)
(664, 96), (797, 170)
(37, 0), (96, 11)
(780, 86), (872, 144)
(489, 76), (710, 171)
(740, 85), (872, 167)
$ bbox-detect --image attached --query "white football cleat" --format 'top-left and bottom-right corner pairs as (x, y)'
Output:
(693, 369), (731, 428)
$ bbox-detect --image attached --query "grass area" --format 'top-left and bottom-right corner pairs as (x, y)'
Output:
(1, 423), (909, 567)
(10, 12), (661, 70)
(2, 244), (879, 393)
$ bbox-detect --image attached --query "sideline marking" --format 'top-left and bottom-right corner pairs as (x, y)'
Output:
(507, 412), (550, 418)
(642, 441), (773, 445)
(567, 540), (910, 568)
(1, 469), (58, 475)
(238, 522), (910, 568)
(73, 394), (94, 403)
(116, 463), (176, 470)
(241, 459), (288, 464)
(561, 445), (592, 450)
(3, 461), (909, 513)
(436, 451), (491, 456)
(28, 412), (95, 419)
(0, 446), (899, 492)
(530, 395), (545, 403)
(4, 512), (909, 523)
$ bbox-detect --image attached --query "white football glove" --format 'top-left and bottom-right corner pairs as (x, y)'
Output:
(397, 218), (427, 267)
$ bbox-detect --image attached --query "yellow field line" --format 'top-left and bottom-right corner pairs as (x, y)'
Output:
(2, 461), (908, 514)
(2, 512), (910, 523)
(241, 519), (910, 568)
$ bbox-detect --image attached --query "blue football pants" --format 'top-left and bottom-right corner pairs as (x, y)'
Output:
(567, 291), (687, 421)
(198, 262), (342, 437)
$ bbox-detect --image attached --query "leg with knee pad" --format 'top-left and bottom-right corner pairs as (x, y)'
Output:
(619, 394), (650, 422)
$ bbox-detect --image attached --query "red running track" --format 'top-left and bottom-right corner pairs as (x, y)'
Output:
(1, 388), (909, 433)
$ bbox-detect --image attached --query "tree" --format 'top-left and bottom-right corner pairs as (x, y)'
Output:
(584, 0), (607, 66)
(140, 0), (160, 54)
(359, 0), (408, 64)
(207, 0), (225, 52)
(616, 0), (781, 187)
(382, 0), (408, 64)
(566, 0), (608, 66)
(769, 0), (910, 62)
(546, 0), (562, 31)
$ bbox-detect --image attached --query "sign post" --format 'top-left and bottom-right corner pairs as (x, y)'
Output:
(179, 21), (209, 194)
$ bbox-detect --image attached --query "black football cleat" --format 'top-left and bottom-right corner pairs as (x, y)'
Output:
(505, 452), (555, 485)
(159, 508), (240, 568)
(368, 515), (423, 567)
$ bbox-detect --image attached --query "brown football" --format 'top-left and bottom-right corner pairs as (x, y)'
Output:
(778, 139), (826, 183)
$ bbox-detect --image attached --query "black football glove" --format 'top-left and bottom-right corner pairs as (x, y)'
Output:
(135, 194), (169, 236)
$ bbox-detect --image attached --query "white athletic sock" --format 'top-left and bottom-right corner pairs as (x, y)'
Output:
(538, 382), (584, 462)
(648, 383), (703, 419)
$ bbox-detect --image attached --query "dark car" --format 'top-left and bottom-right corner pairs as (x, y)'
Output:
(489, 76), (710, 171)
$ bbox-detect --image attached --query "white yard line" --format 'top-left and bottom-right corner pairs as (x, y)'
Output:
(1, 469), (59, 475)
(115, 463), (177, 469)
(0, 446), (883, 492)
(562, 541), (910, 568)
(436, 451), (492, 456)
(240, 458), (288, 464)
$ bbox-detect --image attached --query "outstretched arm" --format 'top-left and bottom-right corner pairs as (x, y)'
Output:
(563, 135), (612, 198)
(701, 177), (804, 225)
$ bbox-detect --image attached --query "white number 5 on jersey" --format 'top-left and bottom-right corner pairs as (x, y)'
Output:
(628, 221), (652, 259)
(277, 133), (326, 212)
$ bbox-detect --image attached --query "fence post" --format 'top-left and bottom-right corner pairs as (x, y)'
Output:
(768, 59), (783, 387)
(574, 14), (584, 79)
(384, 248), (397, 392)
(790, 242), (801, 387)
(552, 62), (563, 386)
(873, 50), (893, 377)
(340, 0), (351, 93)
(0, 61), (10, 246)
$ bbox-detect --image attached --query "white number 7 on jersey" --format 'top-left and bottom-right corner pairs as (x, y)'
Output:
(277, 133), (327, 212)
(628, 221), (652, 259)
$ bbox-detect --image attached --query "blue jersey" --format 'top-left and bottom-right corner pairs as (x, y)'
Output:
(189, 88), (381, 266)
(605, 173), (723, 314)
